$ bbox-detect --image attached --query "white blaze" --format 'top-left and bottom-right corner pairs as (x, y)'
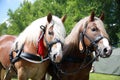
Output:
(102, 38), (109, 48)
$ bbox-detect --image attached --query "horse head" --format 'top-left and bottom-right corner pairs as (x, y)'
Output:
(79, 11), (112, 58)
(43, 13), (66, 63)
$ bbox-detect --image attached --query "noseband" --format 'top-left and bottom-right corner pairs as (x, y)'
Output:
(79, 22), (103, 54)
(45, 38), (63, 53)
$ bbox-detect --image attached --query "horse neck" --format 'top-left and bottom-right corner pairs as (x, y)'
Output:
(23, 42), (38, 54)
(63, 42), (89, 60)
(23, 42), (49, 59)
(63, 42), (81, 56)
(63, 33), (88, 58)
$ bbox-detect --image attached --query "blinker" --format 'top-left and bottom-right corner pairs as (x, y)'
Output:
(40, 25), (46, 33)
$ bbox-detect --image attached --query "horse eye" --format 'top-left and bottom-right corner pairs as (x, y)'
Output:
(91, 28), (97, 32)
(48, 31), (54, 35)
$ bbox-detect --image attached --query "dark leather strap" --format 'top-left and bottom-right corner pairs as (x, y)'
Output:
(61, 55), (92, 63)
(20, 52), (42, 61)
(20, 52), (49, 63)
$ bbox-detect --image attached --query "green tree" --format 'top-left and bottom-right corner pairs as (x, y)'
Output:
(0, 22), (7, 35)
(0, 0), (120, 47)
(7, 0), (33, 35)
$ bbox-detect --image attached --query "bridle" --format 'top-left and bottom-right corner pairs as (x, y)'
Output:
(79, 21), (104, 54)
(45, 38), (63, 54)
(40, 25), (63, 59)
(52, 21), (105, 77)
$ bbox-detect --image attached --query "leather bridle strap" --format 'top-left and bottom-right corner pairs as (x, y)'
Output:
(80, 22), (104, 54)
(84, 33), (103, 49)
(40, 25), (63, 57)
(44, 38), (63, 54)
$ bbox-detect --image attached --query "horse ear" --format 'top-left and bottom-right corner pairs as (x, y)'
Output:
(89, 11), (95, 22)
(99, 12), (104, 21)
(61, 15), (67, 23)
(47, 13), (52, 23)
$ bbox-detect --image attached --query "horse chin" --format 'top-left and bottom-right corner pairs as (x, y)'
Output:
(54, 55), (62, 63)
(99, 54), (109, 58)
(50, 57), (62, 63)
(100, 51), (112, 58)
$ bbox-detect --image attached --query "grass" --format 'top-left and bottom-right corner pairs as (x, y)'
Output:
(90, 73), (120, 80)
(12, 73), (120, 80)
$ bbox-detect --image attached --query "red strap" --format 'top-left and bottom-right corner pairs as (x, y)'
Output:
(37, 35), (45, 58)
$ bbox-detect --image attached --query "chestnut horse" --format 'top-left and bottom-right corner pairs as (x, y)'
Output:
(0, 35), (16, 80)
(47, 12), (112, 80)
(0, 13), (66, 80)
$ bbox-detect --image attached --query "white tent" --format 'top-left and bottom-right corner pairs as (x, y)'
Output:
(93, 48), (120, 75)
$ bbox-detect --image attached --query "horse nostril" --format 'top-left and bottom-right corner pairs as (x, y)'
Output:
(53, 54), (57, 60)
(102, 47), (112, 57)
(103, 48), (108, 53)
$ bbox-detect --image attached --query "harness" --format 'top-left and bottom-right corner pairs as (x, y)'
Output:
(3, 25), (62, 80)
(51, 21), (104, 79)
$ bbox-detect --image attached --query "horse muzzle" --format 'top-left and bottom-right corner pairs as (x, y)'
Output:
(50, 52), (63, 63)
(97, 46), (112, 58)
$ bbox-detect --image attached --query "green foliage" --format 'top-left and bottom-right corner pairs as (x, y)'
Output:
(6, 0), (33, 35)
(0, 22), (7, 35)
(0, 0), (120, 47)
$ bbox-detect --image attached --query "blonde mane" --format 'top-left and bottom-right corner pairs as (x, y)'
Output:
(12, 15), (66, 50)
